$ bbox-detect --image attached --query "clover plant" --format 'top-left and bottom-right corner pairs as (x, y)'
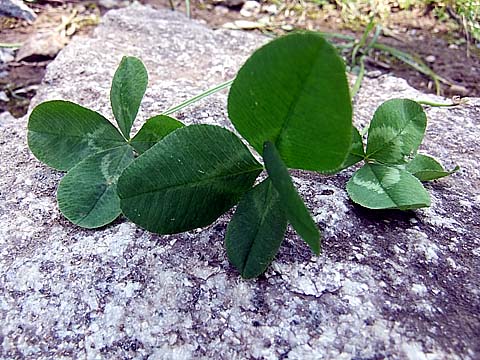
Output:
(28, 56), (184, 228)
(27, 32), (457, 279)
(345, 99), (458, 210)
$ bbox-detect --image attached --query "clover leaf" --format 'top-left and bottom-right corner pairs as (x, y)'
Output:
(405, 154), (459, 181)
(28, 56), (183, 228)
(118, 124), (263, 234)
(346, 98), (457, 210)
(28, 100), (126, 171)
(111, 33), (352, 278)
(225, 178), (287, 279)
(263, 141), (321, 254)
(110, 56), (148, 139)
(57, 146), (134, 228)
(228, 31), (352, 172)
(365, 99), (426, 164)
(130, 115), (184, 154)
(347, 163), (431, 210)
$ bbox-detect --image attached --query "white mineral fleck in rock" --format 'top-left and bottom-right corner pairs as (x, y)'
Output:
(411, 283), (427, 296)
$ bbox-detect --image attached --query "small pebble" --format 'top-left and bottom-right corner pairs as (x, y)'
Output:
(240, 0), (260, 17)
(449, 84), (469, 96)
(281, 24), (294, 31)
(0, 91), (8, 102)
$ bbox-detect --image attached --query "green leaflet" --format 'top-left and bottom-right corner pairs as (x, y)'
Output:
(346, 163), (431, 210)
(366, 99), (427, 164)
(57, 145), (134, 228)
(341, 126), (365, 169)
(110, 56), (148, 139)
(226, 178), (287, 279)
(118, 124), (263, 234)
(405, 154), (459, 181)
(28, 100), (126, 171)
(130, 115), (184, 154)
(263, 141), (320, 254)
(228, 32), (352, 172)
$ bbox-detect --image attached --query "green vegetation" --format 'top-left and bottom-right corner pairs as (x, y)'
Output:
(304, 1), (479, 42)
(345, 99), (458, 210)
(27, 33), (457, 278)
(28, 57), (183, 228)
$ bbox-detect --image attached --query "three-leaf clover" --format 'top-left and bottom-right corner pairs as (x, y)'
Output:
(28, 56), (184, 228)
(346, 99), (458, 210)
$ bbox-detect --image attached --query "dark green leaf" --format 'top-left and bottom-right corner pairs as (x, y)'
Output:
(405, 154), (459, 181)
(228, 32), (352, 172)
(346, 163), (430, 210)
(225, 178), (287, 279)
(118, 124), (263, 234)
(263, 141), (320, 254)
(110, 56), (148, 139)
(366, 99), (427, 164)
(341, 126), (365, 169)
(57, 145), (134, 228)
(28, 100), (126, 171)
(130, 115), (184, 154)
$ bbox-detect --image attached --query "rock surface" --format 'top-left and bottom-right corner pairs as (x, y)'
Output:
(15, 32), (68, 63)
(1, 4), (479, 359)
(0, 0), (36, 21)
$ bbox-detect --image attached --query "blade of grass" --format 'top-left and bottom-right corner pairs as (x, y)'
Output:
(351, 56), (366, 98)
(352, 19), (375, 66)
(186, 0), (191, 18)
(0, 43), (22, 48)
(364, 25), (382, 53)
(372, 43), (449, 95)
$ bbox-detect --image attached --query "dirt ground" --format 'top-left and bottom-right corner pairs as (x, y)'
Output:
(1, 0), (479, 118)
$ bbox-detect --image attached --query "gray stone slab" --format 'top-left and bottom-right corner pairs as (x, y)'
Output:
(1, 4), (479, 359)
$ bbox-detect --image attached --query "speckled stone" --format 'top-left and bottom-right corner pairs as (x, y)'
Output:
(1, 4), (479, 359)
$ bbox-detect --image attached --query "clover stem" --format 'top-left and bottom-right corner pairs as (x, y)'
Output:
(162, 79), (234, 116)
(416, 99), (465, 107)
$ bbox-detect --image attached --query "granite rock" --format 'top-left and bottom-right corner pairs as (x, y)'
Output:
(1, 4), (479, 359)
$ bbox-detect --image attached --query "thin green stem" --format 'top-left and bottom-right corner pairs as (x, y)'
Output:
(364, 25), (382, 53)
(317, 32), (355, 41)
(0, 42), (22, 48)
(351, 56), (365, 98)
(352, 19), (375, 66)
(162, 79), (234, 116)
(416, 99), (463, 107)
(185, 0), (191, 18)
